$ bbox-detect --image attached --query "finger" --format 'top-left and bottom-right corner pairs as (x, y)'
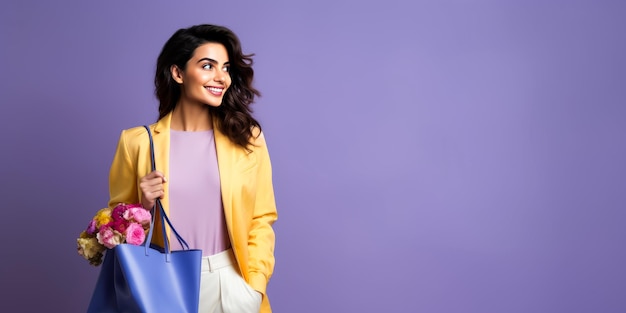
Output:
(144, 178), (164, 188)
(140, 176), (166, 190)
(151, 190), (164, 200)
(141, 170), (164, 181)
(143, 190), (164, 202)
(142, 187), (164, 199)
(150, 170), (167, 182)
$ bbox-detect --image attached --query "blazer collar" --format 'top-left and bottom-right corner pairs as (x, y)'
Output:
(154, 113), (171, 134)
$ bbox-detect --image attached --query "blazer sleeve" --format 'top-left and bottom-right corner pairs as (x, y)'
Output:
(108, 130), (140, 208)
(247, 132), (278, 295)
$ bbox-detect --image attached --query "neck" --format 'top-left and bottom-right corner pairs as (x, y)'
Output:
(170, 101), (213, 131)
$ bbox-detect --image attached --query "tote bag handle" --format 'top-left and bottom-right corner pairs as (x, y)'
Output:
(142, 125), (190, 260)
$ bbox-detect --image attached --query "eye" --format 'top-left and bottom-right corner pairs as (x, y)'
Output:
(202, 63), (213, 70)
(223, 66), (230, 73)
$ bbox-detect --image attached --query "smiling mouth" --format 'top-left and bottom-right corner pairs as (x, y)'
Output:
(206, 86), (224, 95)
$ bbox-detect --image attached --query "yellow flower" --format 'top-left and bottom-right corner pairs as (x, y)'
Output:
(77, 237), (105, 261)
(94, 208), (113, 227)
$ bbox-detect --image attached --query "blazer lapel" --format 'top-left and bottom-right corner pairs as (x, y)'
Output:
(213, 117), (235, 235)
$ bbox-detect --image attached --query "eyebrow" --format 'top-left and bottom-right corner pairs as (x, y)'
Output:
(197, 57), (230, 65)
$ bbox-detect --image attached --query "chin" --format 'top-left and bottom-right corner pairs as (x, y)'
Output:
(205, 101), (223, 108)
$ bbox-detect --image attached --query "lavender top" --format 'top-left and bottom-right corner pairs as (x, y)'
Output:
(168, 129), (230, 256)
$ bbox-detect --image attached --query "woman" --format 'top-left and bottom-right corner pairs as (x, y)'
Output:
(107, 24), (277, 313)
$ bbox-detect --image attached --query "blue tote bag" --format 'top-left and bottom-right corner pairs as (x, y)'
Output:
(87, 126), (203, 313)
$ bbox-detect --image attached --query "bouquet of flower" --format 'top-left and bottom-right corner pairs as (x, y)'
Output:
(77, 203), (152, 266)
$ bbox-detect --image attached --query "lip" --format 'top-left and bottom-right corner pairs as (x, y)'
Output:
(205, 86), (224, 96)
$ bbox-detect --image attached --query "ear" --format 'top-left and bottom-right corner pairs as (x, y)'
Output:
(170, 65), (184, 84)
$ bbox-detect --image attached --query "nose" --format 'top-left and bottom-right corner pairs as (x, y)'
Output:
(215, 71), (227, 84)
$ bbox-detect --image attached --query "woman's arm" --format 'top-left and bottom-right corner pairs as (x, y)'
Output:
(108, 130), (139, 208)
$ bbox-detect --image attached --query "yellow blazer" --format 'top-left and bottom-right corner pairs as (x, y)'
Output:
(107, 112), (277, 312)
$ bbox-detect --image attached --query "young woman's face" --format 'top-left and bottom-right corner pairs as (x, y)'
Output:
(173, 42), (231, 108)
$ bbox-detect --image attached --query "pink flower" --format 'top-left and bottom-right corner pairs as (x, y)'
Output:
(108, 219), (127, 234)
(129, 207), (152, 225)
(125, 223), (146, 245)
(96, 226), (124, 249)
(126, 203), (143, 210)
(111, 204), (128, 222)
(122, 208), (132, 220)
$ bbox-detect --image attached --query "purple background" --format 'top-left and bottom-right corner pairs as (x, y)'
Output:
(1, 1), (625, 312)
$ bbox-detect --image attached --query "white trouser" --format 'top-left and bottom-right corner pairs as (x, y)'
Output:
(198, 249), (262, 313)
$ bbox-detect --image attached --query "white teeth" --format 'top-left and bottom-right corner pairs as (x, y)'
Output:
(207, 87), (223, 93)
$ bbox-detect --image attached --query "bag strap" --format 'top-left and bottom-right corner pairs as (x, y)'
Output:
(142, 125), (191, 255)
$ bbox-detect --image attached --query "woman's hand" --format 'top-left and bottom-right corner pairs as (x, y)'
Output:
(139, 170), (167, 210)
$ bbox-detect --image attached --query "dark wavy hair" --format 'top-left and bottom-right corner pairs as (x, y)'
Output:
(155, 24), (261, 149)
